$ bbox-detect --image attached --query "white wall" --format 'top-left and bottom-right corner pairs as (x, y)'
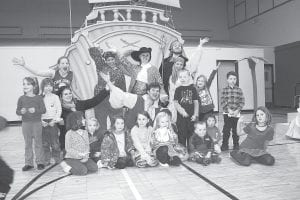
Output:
(229, 0), (300, 46)
(0, 45), (264, 121)
(0, 47), (66, 121)
(184, 46), (265, 111)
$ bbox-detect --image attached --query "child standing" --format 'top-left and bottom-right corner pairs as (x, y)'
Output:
(131, 112), (158, 168)
(230, 107), (275, 166)
(86, 118), (104, 164)
(206, 115), (222, 153)
(40, 78), (62, 165)
(189, 121), (221, 166)
(150, 112), (182, 167)
(100, 116), (135, 169)
(61, 111), (98, 175)
(174, 69), (199, 147)
(195, 62), (220, 121)
(220, 71), (245, 151)
(16, 77), (46, 171)
(168, 57), (192, 122)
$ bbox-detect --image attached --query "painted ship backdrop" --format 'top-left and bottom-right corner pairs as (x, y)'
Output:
(0, 0), (268, 122)
(66, 0), (183, 101)
(64, 0), (265, 119)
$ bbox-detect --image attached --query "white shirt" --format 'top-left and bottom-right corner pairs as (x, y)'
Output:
(136, 63), (152, 83)
(42, 93), (62, 121)
(143, 94), (159, 121)
(114, 133), (127, 157)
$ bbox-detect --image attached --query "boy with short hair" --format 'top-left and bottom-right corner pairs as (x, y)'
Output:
(174, 69), (199, 147)
(189, 121), (221, 166)
(220, 71), (244, 151)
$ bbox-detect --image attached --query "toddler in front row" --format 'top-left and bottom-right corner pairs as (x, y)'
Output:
(189, 121), (221, 166)
(206, 115), (222, 153)
(86, 118), (104, 164)
(150, 112), (186, 167)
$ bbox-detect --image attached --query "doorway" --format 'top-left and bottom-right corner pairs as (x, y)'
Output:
(217, 60), (238, 112)
(264, 64), (274, 108)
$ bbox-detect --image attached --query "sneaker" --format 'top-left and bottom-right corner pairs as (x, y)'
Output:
(60, 161), (72, 173)
(22, 165), (34, 171)
(169, 156), (182, 166)
(0, 192), (7, 200)
(159, 162), (169, 167)
(37, 164), (45, 170)
(97, 160), (104, 168)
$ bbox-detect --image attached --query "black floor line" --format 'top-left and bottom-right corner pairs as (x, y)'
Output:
(181, 163), (240, 200)
(11, 163), (58, 200)
(268, 141), (300, 146)
(18, 174), (71, 200)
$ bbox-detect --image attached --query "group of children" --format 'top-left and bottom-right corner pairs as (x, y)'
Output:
(12, 39), (277, 178)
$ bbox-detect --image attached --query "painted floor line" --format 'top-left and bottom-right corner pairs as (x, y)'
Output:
(121, 169), (143, 200)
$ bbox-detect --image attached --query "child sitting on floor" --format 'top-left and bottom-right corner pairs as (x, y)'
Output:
(131, 111), (158, 168)
(150, 112), (183, 167)
(206, 114), (222, 153)
(86, 118), (104, 164)
(189, 121), (221, 166)
(230, 106), (275, 166)
(100, 115), (135, 169)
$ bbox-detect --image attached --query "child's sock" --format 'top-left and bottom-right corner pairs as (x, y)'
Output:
(159, 162), (169, 167)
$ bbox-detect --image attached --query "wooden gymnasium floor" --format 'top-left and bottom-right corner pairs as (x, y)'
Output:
(1, 111), (300, 200)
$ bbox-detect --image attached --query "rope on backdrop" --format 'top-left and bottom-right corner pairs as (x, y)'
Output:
(68, 0), (73, 42)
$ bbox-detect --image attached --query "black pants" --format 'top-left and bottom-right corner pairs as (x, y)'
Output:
(0, 158), (14, 194)
(176, 114), (193, 147)
(230, 150), (275, 166)
(115, 157), (134, 169)
(58, 124), (66, 150)
(222, 114), (239, 148)
(156, 146), (181, 166)
(198, 109), (214, 122)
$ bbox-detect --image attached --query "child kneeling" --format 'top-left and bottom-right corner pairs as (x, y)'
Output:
(189, 121), (221, 166)
(61, 112), (98, 175)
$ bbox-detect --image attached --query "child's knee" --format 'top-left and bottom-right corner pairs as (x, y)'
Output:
(265, 155), (275, 166)
(115, 157), (127, 169)
(71, 167), (88, 176)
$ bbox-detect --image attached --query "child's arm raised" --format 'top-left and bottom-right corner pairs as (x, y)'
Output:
(12, 57), (54, 78)
(186, 37), (209, 76)
(206, 62), (220, 88)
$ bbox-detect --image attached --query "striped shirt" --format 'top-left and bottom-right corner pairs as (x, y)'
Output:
(220, 85), (244, 113)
